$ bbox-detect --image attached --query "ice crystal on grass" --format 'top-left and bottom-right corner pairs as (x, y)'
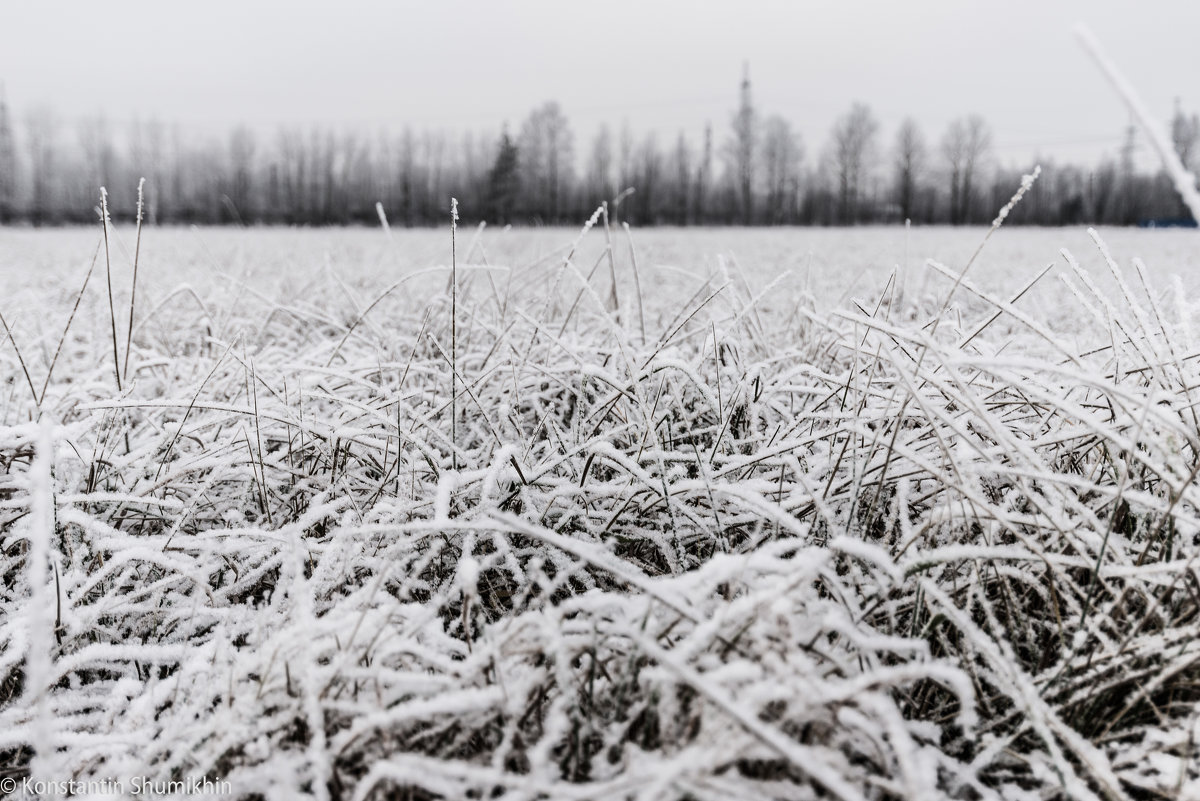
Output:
(992, 166), (1041, 228)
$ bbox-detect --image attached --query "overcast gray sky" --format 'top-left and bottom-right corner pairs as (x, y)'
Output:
(2, 0), (1197, 169)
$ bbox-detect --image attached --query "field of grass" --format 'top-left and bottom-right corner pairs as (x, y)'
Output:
(2, 207), (1200, 800)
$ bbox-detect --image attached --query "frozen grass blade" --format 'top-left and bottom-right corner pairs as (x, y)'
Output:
(450, 197), (459, 472)
(99, 188), (122, 392)
(1077, 24), (1200, 223)
(122, 178), (146, 384)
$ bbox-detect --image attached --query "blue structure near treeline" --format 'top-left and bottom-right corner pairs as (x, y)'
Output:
(1138, 217), (1199, 228)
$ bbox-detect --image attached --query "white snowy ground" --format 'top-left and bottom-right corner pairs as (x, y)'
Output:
(1, 221), (1199, 800)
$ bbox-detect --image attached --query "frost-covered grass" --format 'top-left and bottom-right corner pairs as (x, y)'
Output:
(1, 212), (1200, 800)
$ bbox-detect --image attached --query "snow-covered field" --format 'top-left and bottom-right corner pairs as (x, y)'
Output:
(2, 218), (1200, 800)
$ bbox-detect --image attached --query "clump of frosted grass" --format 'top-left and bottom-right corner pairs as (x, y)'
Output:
(0, 195), (1198, 800)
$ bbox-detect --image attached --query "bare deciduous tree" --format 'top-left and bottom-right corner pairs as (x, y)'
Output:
(695, 122), (712, 224)
(828, 102), (879, 224)
(725, 64), (758, 223)
(226, 126), (256, 224)
(632, 133), (662, 224)
(670, 132), (691, 224)
(519, 101), (573, 222)
(0, 87), (16, 223)
(129, 118), (166, 223)
(1171, 100), (1200, 201)
(587, 124), (613, 203)
(892, 117), (926, 222)
(761, 116), (802, 223)
(941, 114), (992, 224)
(79, 114), (116, 198)
(25, 107), (57, 225)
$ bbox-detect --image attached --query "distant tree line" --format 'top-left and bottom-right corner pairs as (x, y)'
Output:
(0, 76), (1198, 227)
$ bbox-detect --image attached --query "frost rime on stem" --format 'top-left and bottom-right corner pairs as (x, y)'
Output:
(24, 423), (56, 781)
(1077, 24), (1200, 224)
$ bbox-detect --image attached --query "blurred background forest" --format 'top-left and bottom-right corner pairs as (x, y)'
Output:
(0, 69), (1197, 228)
